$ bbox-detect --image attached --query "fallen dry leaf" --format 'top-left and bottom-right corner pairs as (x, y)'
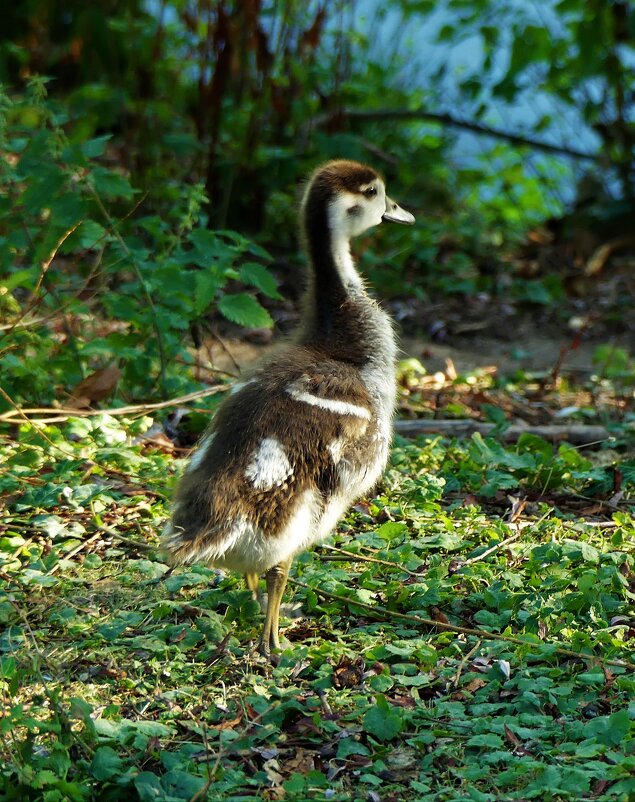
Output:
(332, 655), (365, 689)
(430, 606), (451, 625)
(504, 724), (521, 748)
(207, 713), (243, 731)
(262, 787), (286, 801)
(263, 757), (284, 786)
(68, 366), (121, 407)
(463, 678), (487, 693)
(284, 748), (315, 776)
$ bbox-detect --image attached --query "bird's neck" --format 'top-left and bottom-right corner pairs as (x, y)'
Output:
(299, 205), (391, 365)
(306, 201), (363, 294)
(323, 227), (363, 290)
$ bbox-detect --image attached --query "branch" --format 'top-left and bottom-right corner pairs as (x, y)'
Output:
(87, 185), (168, 393)
(2, 224), (81, 337)
(311, 108), (598, 162)
(395, 419), (612, 446)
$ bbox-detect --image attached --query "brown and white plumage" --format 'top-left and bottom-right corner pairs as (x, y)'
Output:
(162, 160), (414, 656)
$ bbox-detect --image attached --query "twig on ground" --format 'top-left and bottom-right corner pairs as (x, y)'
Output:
(460, 531), (525, 567)
(394, 419), (612, 445)
(91, 522), (154, 553)
(461, 508), (553, 567)
(47, 533), (101, 575)
(0, 385), (78, 458)
(452, 640), (482, 689)
(316, 688), (333, 716)
(289, 579), (635, 671)
(319, 543), (423, 576)
(0, 385), (226, 424)
(12, 537), (33, 558)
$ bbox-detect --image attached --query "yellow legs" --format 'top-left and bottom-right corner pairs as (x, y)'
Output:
(259, 558), (292, 658)
(244, 559), (292, 658)
(244, 572), (260, 599)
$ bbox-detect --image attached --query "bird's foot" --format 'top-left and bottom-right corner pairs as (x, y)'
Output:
(255, 638), (279, 666)
(256, 633), (292, 664)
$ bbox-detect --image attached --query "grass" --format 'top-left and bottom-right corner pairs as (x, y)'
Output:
(1, 394), (634, 802)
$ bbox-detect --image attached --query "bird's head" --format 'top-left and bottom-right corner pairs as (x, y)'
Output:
(302, 159), (414, 240)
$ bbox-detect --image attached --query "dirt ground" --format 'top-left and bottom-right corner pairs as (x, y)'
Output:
(204, 246), (634, 381)
(400, 330), (610, 376)
(199, 319), (627, 382)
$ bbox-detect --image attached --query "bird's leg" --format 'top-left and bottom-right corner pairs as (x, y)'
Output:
(259, 558), (292, 657)
(245, 572), (265, 613)
(245, 572), (259, 599)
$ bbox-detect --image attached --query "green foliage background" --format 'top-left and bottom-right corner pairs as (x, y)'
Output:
(2, 0), (633, 404)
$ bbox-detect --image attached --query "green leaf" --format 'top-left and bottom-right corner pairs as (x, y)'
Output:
(194, 270), (223, 316)
(20, 569), (58, 587)
(593, 345), (631, 377)
(189, 229), (238, 264)
(336, 740), (371, 759)
(81, 134), (112, 158)
(97, 621), (127, 641)
(375, 521), (408, 541)
(91, 746), (123, 781)
(1, 268), (38, 292)
(162, 770), (207, 798)
(134, 772), (163, 802)
(218, 293), (273, 328)
(33, 770), (59, 788)
(466, 733), (504, 748)
(363, 695), (403, 741)
(21, 166), (66, 213)
(394, 673), (433, 687)
(132, 720), (175, 738)
(75, 220), (108, 249)
(91, 167), (135, 201)
(238, 262), (282, 299)
(49, 192), (87, 228)
(578, 542), (600, 563)
(584, 709), (630, 745)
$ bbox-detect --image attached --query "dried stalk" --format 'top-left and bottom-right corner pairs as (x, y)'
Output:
(320, 543), (423, 577)
(395, 419), (612, 445)
(0, 385), (225, 424)
(289, 579), (635, 671)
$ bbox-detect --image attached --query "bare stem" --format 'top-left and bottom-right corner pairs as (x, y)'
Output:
(289, 579), (635, 671)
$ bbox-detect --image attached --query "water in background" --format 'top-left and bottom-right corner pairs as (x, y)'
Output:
(353, 0), (610, 214)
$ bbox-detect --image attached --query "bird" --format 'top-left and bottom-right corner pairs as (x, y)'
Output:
(162, 159), (414, 657)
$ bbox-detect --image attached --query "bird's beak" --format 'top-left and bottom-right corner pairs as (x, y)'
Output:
(383, 196), (415, 224)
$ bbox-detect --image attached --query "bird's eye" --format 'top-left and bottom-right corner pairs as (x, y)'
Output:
(363, 186), (377, 197)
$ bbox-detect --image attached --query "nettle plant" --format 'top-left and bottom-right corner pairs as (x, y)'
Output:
(0, 78), (278, 407)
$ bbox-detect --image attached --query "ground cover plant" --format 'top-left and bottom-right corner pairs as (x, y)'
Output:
(1, 361), (634, 801)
